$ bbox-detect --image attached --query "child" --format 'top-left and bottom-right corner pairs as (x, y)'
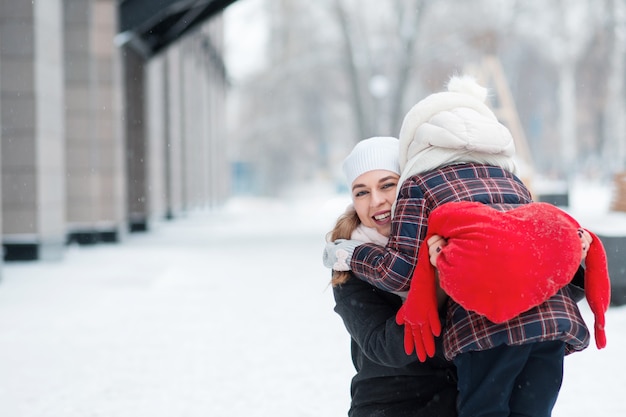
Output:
(324, 75), (610, 417)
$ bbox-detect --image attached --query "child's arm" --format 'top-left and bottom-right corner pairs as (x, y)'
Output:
(426, 229), (592, 304)
(350, 183), (431, 292)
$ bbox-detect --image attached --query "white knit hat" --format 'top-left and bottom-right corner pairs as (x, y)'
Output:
(342, 136), (400, 186)
(398, 75), (518, 184)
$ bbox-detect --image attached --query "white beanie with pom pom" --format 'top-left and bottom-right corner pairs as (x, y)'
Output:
(398, 75), (518, 184)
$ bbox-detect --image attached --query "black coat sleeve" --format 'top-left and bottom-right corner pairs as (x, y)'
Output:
(568, 265), (586, 302)
(333, 275), (447, 368)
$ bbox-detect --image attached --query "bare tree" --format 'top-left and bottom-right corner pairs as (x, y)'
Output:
(603, 0), (626, 174)
(388, 0), (429, 133)
(332, 0), (430, 141)
(332, 0), (371, 140)
(513, 0), (598, 179)
(226, 0), (619, 196)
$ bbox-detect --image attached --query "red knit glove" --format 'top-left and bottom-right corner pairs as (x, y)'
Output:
(583, 229), (611, 348)
(395, 239), (441, 362)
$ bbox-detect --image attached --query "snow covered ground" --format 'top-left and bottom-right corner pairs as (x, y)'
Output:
(0, 180), (624, 416)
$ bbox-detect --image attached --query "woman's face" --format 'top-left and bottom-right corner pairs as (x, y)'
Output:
(351, 169), (399, 237)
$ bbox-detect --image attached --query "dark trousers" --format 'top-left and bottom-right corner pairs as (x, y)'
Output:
(454, 341), (565, 417)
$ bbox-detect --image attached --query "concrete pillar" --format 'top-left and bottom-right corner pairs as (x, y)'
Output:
(121, 15), (229, 226)
(63, 0), (96, 242)
(64, 0), (125, 244)
(205, 18), (229, 207)
(0, 0), (65, 261)
(122, 46), (148, 231)
(175, 21), (228, 212)
(181, 41), (203, 210)
(0, 50), (3, 275)
(145, 54), (167, 222)
(92, 0), (126, 241)
(165, 45), (184, 218)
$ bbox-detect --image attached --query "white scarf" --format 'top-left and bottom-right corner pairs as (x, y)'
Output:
(351, 224), (408, 299)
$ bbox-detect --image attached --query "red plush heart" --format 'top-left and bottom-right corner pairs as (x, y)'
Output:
(430, 201), (582, 323)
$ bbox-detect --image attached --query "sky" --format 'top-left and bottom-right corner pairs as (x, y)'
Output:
(0, 179), (624, 416)
(223, 0), (268, 82)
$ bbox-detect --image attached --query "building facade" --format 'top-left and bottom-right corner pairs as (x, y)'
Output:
(0, 0), (230, 275)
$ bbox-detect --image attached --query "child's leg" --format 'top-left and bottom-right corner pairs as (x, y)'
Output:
(454, 342), (565, 417)
(509, 341), (565, 417)
(454, 344), (533, 417)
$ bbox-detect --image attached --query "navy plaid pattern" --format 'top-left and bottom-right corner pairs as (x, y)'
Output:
(351, 163), (532, 291)
(350, 163), (590, 360)
(444, 286), (589, 360)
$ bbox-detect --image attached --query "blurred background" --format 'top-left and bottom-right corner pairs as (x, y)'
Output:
(225, 0), (626, 195)
(1, 0), (626, 272)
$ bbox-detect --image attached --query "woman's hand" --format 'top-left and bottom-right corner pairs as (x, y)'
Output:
(579, 228), (592, 261)
(426, 235), (447, 267)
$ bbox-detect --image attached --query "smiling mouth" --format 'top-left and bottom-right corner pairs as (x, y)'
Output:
(373, 212), (390, 221)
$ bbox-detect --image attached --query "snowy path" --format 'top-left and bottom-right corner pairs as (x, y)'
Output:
(0, 195), (624, 416)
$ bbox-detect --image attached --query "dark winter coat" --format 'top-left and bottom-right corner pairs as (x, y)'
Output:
(333, 275), (458, 417)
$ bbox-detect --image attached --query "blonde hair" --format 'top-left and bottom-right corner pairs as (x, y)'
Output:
(326, 206), (361, 287)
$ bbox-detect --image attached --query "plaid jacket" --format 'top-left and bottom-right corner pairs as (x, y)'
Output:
(351, 163), (590, 360)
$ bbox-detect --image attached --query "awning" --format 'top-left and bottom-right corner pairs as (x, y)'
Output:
(117, 0), (239, 57)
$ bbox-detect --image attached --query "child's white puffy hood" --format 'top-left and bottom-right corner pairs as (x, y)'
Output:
(397, 75), (518, 184)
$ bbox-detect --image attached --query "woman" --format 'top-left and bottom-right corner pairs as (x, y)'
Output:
(327, 136), (457, 417)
